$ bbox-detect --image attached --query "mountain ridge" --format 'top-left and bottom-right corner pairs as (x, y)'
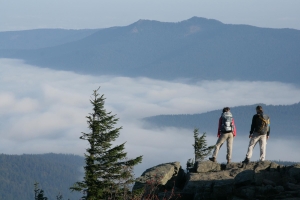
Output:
(143, 102), (300, 138)
(0, 28), (99, 50)
(0, 17), (299, 84)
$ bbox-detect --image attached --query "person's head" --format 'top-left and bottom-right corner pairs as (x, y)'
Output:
(223, 107), (230, 113)
(256, 105), (263, 113)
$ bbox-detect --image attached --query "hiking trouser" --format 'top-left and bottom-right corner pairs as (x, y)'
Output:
(246, 132), (267, 161)
(212, 132), (233, 160)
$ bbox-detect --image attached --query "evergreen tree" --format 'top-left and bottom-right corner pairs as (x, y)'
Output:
(186, 158), (194, 172)
(56, 192), (63, 200)
(34, 182), (48, 200)
(70, 88), (143, 200)
(193, 129), (215, 161)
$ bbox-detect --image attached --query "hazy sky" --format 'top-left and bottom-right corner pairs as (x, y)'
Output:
(1, 0), (300, 31)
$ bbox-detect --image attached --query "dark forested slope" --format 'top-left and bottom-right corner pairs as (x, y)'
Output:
(0, 17), (299, 84)
(144, 103), (300, 138)
(0, 153), (84, 200)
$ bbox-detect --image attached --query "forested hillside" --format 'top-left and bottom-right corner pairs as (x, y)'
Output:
(144, 103), (300, 138)
(0, 29), (99, 50)
(272, 160), (300, 166)
(0, 17), (299, 84)
(0, 153), (84, 200)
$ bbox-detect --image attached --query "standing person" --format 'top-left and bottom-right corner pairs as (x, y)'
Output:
(209, 107), (236, 164)
(242, 105), (270, 164)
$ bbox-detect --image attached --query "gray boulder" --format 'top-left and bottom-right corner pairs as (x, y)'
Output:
(183, 169), (235, 199)
(254, 160), (272, 172)
(234, 186), (256, 199)
(240, 160), (273, 171)
(270, 162), (281, 172)
(263, 178), (276, 186)
(183, 170), (232, 194)
(286, 182), (300, 191)
(254, 171), (282, 186)
(289, 164), (300, 182)
(133, 162), (185, 191)
(263, 184), (278, 195)
(229, 168), (244, 177)
(212, 179), (234, 199)
(195, 160), (221, 173)
(226, 162), (241, 170)
(234, 170), (255, 187)
(241, 161), (257, 170)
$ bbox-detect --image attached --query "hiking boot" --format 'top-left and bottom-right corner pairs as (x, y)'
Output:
(227, 159), (231, 164)
(242, 158), (250, 164)
(209, 157), (216, 162)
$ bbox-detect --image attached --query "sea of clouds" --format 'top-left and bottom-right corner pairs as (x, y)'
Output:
(0, 58), (300, 176)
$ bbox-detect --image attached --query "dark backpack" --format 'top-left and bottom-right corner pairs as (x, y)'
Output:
(221, 112), (234, 133)
(256, 114), (269, 135)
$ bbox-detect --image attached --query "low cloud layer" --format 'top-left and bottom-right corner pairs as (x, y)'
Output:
(0, 58), (299, 176)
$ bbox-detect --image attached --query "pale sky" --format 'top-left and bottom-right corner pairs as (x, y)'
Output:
(1, 0), (300, 31)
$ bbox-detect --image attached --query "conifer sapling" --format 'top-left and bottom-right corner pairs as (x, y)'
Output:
(193, 128), (215, 162)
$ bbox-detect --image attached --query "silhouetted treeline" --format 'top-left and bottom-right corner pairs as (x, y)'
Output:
(144, 103), (300, 139)
(272, 160), (300, 166)
(0, 153), (84, 200)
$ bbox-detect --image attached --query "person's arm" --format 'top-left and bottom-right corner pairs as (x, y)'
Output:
(217, 117), (221, 137)
(249, 115), (256, 137)
(232, 118), (236, 137)
(267, 117), (270, 138)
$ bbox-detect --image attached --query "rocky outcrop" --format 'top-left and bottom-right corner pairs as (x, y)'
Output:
(132, 162), (186, 191)
(183, 160), (300, 200)
(134, 160), (300, 200)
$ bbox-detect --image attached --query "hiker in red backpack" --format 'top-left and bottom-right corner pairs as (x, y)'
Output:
(242, 105), (270, 164)
(209, 107), (236, 164)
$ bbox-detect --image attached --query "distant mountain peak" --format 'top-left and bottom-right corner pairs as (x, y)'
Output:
(133, 19), (160, 26)
(182, 16), (223, 25)
(132, 17), (223, 26)
(127, 17), (223, 36)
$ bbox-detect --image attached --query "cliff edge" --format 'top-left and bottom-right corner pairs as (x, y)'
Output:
(133, 160), (300, 200)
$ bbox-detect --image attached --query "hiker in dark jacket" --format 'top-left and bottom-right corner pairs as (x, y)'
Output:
(209, 107), (236, 164)
(242, 105), (270, 164)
